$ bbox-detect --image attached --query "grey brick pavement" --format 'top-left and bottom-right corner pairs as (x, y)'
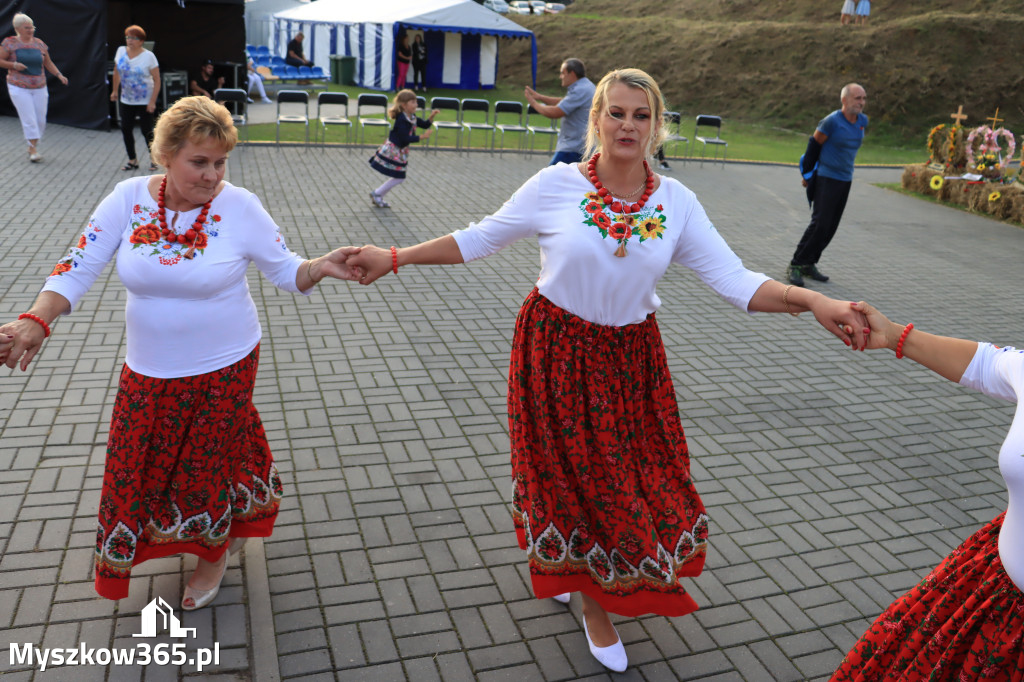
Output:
(1, 116), (1022, 681)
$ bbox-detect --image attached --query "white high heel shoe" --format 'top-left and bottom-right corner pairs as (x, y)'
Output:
(181, 537), (247, 611)
(552, 593), (571, 604)
(582, 614), (628, 672)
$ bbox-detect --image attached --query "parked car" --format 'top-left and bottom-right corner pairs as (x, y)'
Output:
(508, 1), (532, 13)
(529, 0), (547, 12)
(483, 0), (509, 13)
(545, 2), (566, 12)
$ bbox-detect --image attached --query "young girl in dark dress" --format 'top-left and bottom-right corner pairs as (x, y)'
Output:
(368, 89), (438, 208)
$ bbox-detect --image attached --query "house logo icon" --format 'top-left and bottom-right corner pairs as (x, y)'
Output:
(133, 597), (197, 638)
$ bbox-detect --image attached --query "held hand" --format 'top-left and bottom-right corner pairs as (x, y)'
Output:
(345, 245), (394, 285)
(0, 319), (47, 371)
(313, 246), (365, 282)
(850, 301), (903, 351)
(808, 296), (871, 350)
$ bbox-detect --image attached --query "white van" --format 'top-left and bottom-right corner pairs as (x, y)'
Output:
(483, 0), (510, 13)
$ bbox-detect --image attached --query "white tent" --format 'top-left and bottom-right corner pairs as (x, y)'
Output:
(245, 0), (308, 50)
(272, 0), (536, 91)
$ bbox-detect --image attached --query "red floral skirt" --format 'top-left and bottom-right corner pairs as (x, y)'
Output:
(832, 512), (1024, 682)
(95, 345), (281, 600)
(508, 289), (707, 618)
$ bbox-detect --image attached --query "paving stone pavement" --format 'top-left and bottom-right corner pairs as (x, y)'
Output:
(1, 116), (1023, 681)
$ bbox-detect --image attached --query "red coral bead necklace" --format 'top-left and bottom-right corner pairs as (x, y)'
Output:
(157, 176), (211, 260)
(586, 152), (655, 257)
(586, 152), (654, 215)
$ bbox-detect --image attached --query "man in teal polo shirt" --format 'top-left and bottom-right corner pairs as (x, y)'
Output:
(788, 83), (868, 287)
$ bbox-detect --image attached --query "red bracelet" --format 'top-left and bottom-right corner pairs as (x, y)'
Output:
(895, 323), (914, 359)
(18, 313), (51, 338)
(391, 246), (399, 274)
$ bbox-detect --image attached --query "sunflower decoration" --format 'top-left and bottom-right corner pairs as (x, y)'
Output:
(635, 215), (666, 241)
(929, 175), (944, 191)
(989, 191), (1001, 203)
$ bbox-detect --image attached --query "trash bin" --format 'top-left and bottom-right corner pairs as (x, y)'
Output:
(339, 56), (356, 86)
(329, 55), (343, 84)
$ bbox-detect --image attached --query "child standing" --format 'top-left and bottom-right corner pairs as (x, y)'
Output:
(368, 89), (437, 208)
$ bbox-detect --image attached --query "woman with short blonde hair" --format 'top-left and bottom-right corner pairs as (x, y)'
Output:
(0, 95), (364, 611)
(0, 12), (68, 162)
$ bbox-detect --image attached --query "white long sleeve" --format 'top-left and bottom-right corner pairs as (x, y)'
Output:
(42, 178), (307, 378)
(451, 163), (769, 327)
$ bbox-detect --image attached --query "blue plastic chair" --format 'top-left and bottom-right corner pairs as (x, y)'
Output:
(255, 46), (270, 56)
(298, 65), (312, 78)
(271, 65), (288, 79)
(271, 56), (285, 67)
(311, 66), (327, 80)
(285, 65), (300, 80)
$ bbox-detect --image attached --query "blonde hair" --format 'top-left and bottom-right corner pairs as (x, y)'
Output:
(12, 13), (32, 30)
(388, 89), (417, 119)
(583, 68), (666, 160)
(151, 96), (237, 167)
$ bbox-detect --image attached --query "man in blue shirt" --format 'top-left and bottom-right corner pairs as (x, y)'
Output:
(789, 83), (868, 287)
(524, 58), (596, 166)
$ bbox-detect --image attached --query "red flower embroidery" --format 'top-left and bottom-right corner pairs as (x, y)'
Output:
(585, 202), (602, 214)
(50, 261), (72, 276)
(133, 204), (141, 214)
(130, 224), (161, 245)
(656, 204), (663, 211)
(77, 235), (87, 249)
(212, 215), (221, 222)
(592, 211), (612, 230)
(608, 223), (632, 241)
(193, 232), (209, 250)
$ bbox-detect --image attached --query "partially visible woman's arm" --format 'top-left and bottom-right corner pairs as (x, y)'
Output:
(350, 236), (464, 285)
(43, 51), (67, 84)
(0, 291), (72, 371)
(147, 66), (160, 113)
(853, 300), (977, 383)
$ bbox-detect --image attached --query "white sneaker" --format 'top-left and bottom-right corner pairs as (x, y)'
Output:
(552, 593), (570, 604)
(658, 161), (671, 170)
(247, 96), (255, 103)
(29, 152), (42, 163)
(582, 615), (627, 672)
(261, 97), (272, 104)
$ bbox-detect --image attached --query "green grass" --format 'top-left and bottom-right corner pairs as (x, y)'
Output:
(245, 82), (924, 166)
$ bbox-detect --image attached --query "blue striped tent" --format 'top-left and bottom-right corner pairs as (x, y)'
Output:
(272, 0), (536, 91)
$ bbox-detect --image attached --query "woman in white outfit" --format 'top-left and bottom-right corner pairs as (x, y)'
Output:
(840, 0), (856, 24)
(832, 301), (1024, 681)
(0, 13), (68, 162)
(246, 57), (271, 104)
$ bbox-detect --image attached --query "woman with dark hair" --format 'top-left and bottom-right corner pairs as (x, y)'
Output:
(395, 33), (411, 90)
(111, 25), (160, 171)
(411, 34), (427, 92)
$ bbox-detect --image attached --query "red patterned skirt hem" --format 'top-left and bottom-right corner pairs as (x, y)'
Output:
(509, 289), (706, 618)
(94, 345), (282, 600)
(831, 512), (1024, 682)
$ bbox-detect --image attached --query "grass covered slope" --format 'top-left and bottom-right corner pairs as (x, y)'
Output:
(497, 1), (1023, 143)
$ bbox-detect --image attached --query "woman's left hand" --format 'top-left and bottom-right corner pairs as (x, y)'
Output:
(57, 74), (68, 85)
(146, 103), (155, 114)
(809, 296), (870, 350)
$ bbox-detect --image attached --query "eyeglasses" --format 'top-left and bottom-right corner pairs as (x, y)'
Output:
(125, 35), (141, 40)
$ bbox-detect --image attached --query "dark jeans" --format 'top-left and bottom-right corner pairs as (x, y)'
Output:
(411, 61), (426, 89)
(119, 102), (154, 161)
(549, 150), (582, 166)
(791, 175), (852, 266)
(285, 56), (311, 68)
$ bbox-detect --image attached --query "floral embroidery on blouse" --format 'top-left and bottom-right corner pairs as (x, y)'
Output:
(579, 190), (667, 251)
(49, 205), (224, 275)
(50, 220), (102, 276)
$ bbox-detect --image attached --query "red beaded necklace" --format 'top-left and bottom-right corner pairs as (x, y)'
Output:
(157, 177), (211, 260)
(586, 153), (655, 257)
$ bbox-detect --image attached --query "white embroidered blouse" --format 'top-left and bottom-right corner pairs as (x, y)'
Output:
(451, 163), (770, 327)
(42, 177), (307, 379)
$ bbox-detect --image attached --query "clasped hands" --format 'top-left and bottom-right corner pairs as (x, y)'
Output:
(308, 245), (393, 285)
